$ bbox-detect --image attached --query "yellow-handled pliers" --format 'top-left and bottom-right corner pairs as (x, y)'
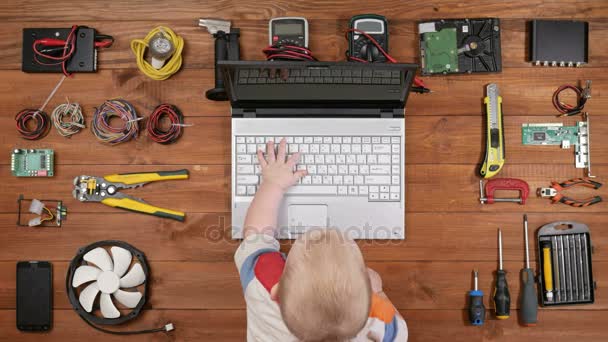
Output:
(73, 169), (189, 221)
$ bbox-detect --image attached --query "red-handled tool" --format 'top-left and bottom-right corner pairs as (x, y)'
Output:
(538, 178), (602, 207)
(480, 178), (530, 204)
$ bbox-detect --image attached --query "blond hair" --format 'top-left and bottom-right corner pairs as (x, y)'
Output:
(278, 229), (371, 341)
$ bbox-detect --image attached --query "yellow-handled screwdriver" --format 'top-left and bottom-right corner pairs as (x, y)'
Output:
(541, 240), (554, 302)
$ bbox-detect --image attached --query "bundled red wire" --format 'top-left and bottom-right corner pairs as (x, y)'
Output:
(146, 104), (185, 144)
(15, 109), (51, 140)
(263, 45), (317, 61)
(32, 25), (113, 76)
(345, 28), (429, 93)
(552, 83), (589, 117)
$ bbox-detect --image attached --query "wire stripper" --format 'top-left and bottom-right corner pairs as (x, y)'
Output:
(538, 178), (602, 207)
(73, 169), (189, 221)
(480, 83), (505, 178)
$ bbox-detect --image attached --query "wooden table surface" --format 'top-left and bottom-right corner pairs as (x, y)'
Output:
(1, 1), (607, 341)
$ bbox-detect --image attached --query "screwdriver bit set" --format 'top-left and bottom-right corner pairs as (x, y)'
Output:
(537, 221), (595, 306)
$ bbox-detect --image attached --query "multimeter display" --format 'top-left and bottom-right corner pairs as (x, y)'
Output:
(274, 23), (304, 35)
(355, 20), (384, 33)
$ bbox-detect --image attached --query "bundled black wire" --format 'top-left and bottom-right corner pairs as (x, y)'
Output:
(552, 81), (591, 117)
(146, 104), (185, 144)
(15, 109), (51, 140)
(263, 45), (317, 61)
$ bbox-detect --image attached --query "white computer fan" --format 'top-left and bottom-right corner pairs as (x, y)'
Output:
(69, 242), (147, 320)
(67, 240), (173, 335)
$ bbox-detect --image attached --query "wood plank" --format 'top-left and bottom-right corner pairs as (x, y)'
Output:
(403, 309), (608, 342)
(0, 309), (246, 342)
(1, 115), (607, 166)
(1, 164), (607, 214)
(1, 0), (607, 21)
(1, 68), (607, 117)
(2, 19), (608, 70)
(1, 212), (607, 262)
(1, 309), (607, 342)
(0, 261), (606, 310)
(0, 165), (229, 213)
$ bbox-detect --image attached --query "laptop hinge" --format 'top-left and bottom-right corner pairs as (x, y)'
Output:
(380, 108), (402, 118)
(241, 109), (256, 118)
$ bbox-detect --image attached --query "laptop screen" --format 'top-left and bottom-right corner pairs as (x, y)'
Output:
(219, 61), (417, 116)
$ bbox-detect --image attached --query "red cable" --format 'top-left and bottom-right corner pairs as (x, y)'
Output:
(146, 104), (185, 144)
(345, 28), (428, 91)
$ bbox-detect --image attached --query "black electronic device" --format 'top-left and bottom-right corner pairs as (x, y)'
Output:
(22, 27), (113, 74)
(219, 60), (417, 117)
(348, 14), (390, 62)
(16, 261), (53, 331)
(269, 17), (309, 48)
(418, 18), (502, 75)
(529, 20), (588, 67)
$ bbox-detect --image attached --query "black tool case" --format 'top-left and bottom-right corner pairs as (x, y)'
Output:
(537, 221), (595, 306)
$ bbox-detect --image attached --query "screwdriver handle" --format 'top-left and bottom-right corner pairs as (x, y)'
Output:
(541, 242), (554, 301)
(520, 268), (538, 326)
(468, 290), (486, 326)
(494, 270), (511, 319)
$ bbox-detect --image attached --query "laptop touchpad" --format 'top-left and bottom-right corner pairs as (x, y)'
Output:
(288, 205), (328, 233)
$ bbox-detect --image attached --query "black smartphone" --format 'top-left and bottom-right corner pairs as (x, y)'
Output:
(16, 261), (52, 331)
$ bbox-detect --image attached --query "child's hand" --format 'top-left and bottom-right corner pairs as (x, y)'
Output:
(257, 139), (307, 192)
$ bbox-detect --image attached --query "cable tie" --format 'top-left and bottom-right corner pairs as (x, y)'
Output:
(171, 123), (193, 127)
(127, 117), (145, 123)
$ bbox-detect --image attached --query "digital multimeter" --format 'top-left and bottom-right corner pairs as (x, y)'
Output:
(269, 17), (309, 48)
(348, 14), (389, 62)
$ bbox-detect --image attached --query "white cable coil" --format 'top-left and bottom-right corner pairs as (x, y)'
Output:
(52, 101), (85, 137)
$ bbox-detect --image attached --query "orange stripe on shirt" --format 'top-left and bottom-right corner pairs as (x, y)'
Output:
(369, 293), (396, 323)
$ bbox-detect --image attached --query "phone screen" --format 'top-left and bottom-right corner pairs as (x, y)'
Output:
(16, 261), (52, 331)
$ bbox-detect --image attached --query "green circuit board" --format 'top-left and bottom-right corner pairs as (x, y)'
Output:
(11, 149), (54, 177)
(420, 28), (458, 74)
(521, 123), (579, 147)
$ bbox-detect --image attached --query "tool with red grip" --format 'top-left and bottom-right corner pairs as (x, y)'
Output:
(480, 178), (530, 204)
(538, 178), (602, 207)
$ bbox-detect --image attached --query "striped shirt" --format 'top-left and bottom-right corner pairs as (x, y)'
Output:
(235, 234), (408, 341)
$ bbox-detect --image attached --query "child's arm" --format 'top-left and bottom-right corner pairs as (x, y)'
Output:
(243, 139), (307, 238)
(368, 268), (405, 321)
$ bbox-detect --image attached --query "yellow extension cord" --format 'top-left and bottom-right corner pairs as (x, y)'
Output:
(130, 26), (184, 80)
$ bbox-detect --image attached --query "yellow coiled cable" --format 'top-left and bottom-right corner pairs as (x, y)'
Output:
(131, 26), (184, 80)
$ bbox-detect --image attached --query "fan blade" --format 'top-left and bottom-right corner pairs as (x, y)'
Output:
(113, 289), (142, 308)
(84, 247), (113, 272)
(79, 282), (100, 312)
(110, 246), (132, 278)
(100, 293), (120, 319)
(119, 263), (145, 288)
(72, 265), (101, 287)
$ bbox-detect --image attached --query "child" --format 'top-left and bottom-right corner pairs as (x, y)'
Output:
(234, 139), (408, 341)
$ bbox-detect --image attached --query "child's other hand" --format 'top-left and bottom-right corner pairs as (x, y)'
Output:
(257, 138), (307, 192)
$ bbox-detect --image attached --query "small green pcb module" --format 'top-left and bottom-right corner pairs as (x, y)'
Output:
(11, 149), (54, 177)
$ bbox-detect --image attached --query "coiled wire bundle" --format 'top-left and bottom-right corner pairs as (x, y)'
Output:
(146, 104), (185, 144)
(91, 99), (140, 145)
(15, 109), (51, 140)
(51, 101), (85, 137)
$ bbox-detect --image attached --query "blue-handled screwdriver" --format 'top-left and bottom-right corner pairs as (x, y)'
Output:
(468, 269), (486, 326)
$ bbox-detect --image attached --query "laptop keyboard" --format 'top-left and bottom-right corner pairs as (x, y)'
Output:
(237, 68), (402, 85)
(235, 136), (401, 201)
